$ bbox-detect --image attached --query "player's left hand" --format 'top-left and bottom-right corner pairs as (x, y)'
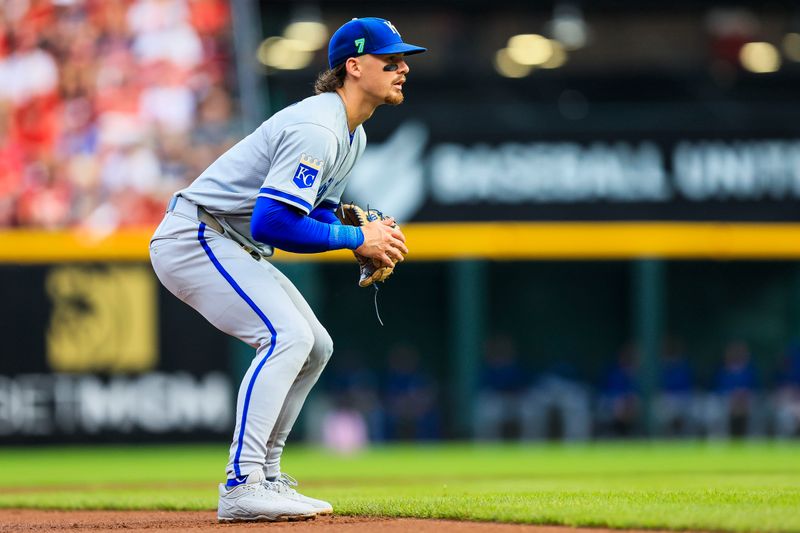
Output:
(337, 203), (407, 287)
(357, 218), (407, 267)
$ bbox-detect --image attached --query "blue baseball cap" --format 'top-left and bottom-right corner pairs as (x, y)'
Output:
(328, 17), (426, 69)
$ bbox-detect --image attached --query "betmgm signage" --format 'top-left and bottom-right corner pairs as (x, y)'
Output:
(0, 265), (232, 439)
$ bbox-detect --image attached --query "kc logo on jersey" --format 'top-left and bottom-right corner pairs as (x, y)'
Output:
(292, 154), (323, 189)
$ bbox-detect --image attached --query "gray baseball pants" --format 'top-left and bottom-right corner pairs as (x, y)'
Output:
(149, 196), (333, 481)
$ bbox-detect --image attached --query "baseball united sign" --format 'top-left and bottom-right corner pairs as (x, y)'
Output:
(344, 122), (800, 223)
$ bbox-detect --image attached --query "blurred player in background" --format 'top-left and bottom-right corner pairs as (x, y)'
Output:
(149, 18), (424, 522)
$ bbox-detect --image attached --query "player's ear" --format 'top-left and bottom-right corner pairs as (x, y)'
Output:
(345, 57), (362, 79)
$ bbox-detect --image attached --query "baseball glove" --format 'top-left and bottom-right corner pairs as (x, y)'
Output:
(336, 203), (399, 287)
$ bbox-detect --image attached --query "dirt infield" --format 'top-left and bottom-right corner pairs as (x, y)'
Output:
(0, 510), (673, 533)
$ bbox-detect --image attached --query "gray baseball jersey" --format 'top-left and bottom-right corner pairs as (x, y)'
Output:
(179, 91), (366, 255)
(150, 90), (366, 488)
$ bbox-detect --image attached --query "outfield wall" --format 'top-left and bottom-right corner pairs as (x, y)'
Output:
(5, 223), (800, 262)
(2, 227), (799, 443)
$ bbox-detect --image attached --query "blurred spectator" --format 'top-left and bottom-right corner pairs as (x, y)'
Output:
(190, 83), (238, 174)
(474, 334), (528, 440)
(326, 349), (384, 441)
(317, 352), (379, 453)
(321, 407), (368, 454)
(705, 340), (762, 438)
(1, 27), (60, 161)
(596, 343), (640, 436)
(383, 344), (440, 440)
(15, 160), (72, 228)
(654, 338), (702, 437)
(521, 361), (591, 441)
(128, 0), (203, 69)
(0, 0), (236, 229)
(302, 349), (382, 451)
(0, 102), (24, 225)
(139, 62), (196, 134)
(773, 344), (800, 437)
(190, 0), (231, 37)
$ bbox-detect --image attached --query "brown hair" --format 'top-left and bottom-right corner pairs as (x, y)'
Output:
(314, 64), (347, 94)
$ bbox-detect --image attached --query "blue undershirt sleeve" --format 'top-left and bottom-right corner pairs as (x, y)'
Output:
(251, 196), (364, 253)
(308, 202), (341, 225)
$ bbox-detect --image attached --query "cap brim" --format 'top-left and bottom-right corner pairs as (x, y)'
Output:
(370, 42), (427, 56)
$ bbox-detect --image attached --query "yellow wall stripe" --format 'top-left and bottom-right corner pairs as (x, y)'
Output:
(3, 222), (800, 263)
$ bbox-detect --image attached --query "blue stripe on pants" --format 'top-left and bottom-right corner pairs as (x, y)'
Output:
(197, 223), (277, 478)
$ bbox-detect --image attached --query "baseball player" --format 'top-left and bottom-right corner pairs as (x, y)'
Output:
(149, 18), (425, 522)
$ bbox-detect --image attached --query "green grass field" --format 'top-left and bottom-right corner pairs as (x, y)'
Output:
(1, 441), (799, 531)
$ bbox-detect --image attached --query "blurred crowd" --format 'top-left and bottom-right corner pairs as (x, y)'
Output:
(0, 0), (238, 230)
(307, 335), (800, 449)
(306, 344), (442, 452)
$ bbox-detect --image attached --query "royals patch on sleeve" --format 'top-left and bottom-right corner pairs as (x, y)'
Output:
(292, 154), (323, 189)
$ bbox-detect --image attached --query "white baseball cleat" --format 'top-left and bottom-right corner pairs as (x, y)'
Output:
(265, 473), (334, 515)
(217, 469), (317, 522)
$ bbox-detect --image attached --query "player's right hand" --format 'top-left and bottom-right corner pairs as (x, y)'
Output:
(356, 219), (408, 267)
